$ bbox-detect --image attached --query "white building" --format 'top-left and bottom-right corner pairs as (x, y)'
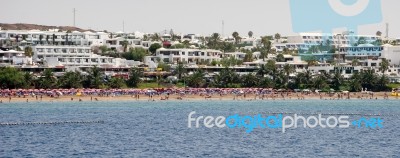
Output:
(283, 32), (380, 51)
(0, 48), (32, 65)
(145, 48), (222, 65)
(31, 45), (140, 68)
(224, 52), (246, 60)
(237, 37), (262, 49)
(381, 44), (400, 66)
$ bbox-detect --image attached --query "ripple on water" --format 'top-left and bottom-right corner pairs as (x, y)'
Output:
(0, 100), (400, 157)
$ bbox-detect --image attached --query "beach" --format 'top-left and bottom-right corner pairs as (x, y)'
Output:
(1, 91), (397, 103)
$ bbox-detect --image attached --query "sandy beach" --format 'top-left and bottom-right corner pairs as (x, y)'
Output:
(1, 92), (398, 103)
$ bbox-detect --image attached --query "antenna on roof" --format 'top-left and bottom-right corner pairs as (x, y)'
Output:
(123, 20), (125, 32)
(222, 20), (224, 37)
(385, 23), (389, 38)
(73, 8), (76, 27)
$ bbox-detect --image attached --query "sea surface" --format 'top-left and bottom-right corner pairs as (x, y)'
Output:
(1, 100), (400, 157)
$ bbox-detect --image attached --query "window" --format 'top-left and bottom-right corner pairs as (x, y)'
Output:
(161, 51), (170, 55)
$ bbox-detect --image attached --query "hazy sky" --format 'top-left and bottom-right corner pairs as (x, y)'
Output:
(1, 0), (399, 37)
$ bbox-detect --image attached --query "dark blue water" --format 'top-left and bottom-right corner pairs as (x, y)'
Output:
(1, 100), (400, 157)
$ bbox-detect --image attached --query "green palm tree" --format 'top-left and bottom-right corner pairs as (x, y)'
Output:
(274, 70), (286, 89)
(258, 77), (273, 88)
(24, 46), (33, 57)
(52, 34), (56, 45)
(232, 31), (240, 45)
(39, 34), (43, 45)
(349, 72), (362, 92)
(351, 59), (360, 66)
(296, 70), (312, 88)
(274, 33), (281, 41)
(376, 74), (389, 91)
(266, 60), (278, 81)
(65, 33), (69, 45)
(256, 64), (268, 77)
(380, 58), (389, 73)
(186, 70), (205, 88)
(360, 70), (377, 91)
(108, 77), (127, 88)
(294, 72), (305, 89)
(182, 40), (190, 48)
(58, 71), (84, 88)
(121, 40), (129, 52)
(86, 66), (103, 88)
(312, 74), (328, 90)
(260, 38), (271, 61)
(240, 73), (258, 87)
(15, 34), (20, 43)
(39, 69), (57, 89)
(208, 33), (221, 49)
(248, 31), (253, 38)
(175, 62), (187, 80)
(126, 67), (143, 87)
(143, 35), (149, 41)
(331, 71), (343, 90)
(213, 67), (239, 88)
(150, 33), (161, 41)
(0, 67), (27, 89)
(306, 59), (318, 67)
(46, 35), (50, 45)
(243, 52), (253, 62)
(276, 54), (285, 62)
(283, 64), (295, 88)
(376, 31), (382, 37)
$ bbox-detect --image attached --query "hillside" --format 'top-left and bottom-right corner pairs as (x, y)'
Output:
(0, 23), (95, 32)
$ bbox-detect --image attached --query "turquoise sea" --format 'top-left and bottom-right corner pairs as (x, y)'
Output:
(1, 100), (400, 157)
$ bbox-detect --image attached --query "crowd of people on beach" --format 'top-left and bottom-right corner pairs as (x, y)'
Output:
(0, 88), (395, 103)
(0, 88), (285, 98)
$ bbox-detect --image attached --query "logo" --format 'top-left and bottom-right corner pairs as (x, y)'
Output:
(289, 0), (382, 33)
(188, 111), (384, 133)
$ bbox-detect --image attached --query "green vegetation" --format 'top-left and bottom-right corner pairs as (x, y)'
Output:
(0, 66), (394, 92)
(388, 83), (400, 89)
(126, 67), (143, 88)
(0, 66), (147, 89)
(122, 47), (148, 62)
(137, 82), (165, 89)
(0, 67), (27, 89)
(179, 65), (392, 92)
(149, 43), (162, 55)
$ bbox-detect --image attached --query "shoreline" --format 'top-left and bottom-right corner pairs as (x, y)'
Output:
(1, 92), (398, 103)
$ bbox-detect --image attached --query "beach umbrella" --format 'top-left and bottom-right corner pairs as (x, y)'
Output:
(55, 91), (63, 96)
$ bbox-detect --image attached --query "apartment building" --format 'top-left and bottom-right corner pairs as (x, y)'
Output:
(145, 48), (222, 65)
(32, 45), (139, 68)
